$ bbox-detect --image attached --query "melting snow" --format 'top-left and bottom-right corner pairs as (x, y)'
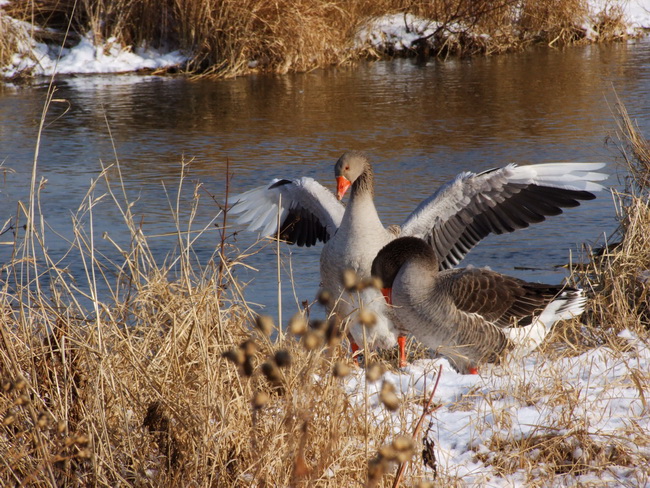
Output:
(1, 24), (187, 79)
(343, 329), (650, 484)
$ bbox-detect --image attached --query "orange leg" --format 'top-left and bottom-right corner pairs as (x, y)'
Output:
(398, 335), (407, 368)
(468, 367), (479, 375)
(350, 340), (360, 365)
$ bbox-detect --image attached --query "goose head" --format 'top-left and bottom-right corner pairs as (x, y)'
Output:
(334, 151), (372, 200)
(371, 237), (439, 304)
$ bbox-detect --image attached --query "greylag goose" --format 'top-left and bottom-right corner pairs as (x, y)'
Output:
(231, 151), (606, 351)
(371, 236), (586, 373)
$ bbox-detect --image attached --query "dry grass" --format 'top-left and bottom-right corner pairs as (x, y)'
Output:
(0, 167), (395, 485)
(0, 91), (427, 485)
(569, 100), (650, 341)
(1, 0), (635, 78)
(0, 12), (28, 70)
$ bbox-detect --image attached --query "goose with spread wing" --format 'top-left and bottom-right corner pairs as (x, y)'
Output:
(231, 151), (606, 352)
(371, 236), (586, 373)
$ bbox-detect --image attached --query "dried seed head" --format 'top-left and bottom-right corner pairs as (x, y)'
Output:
(416, 483), (435, 488)
(395, 449), (414, 463)
(274, 350), (291, 368)
(77, 449), (92, 459)
(1, 378), (12, 392)
(222, 348), (245, 366)
(288, 313), (308, 336)
(367, 276), (383, 290)
(380, 381), (400, 411)
(15, 394), (30, 406)
(240, 339), (257, 358)
(366, 363), (385, 382)
(13, 377), (26, 391)
(57, 420), (66, 434)
(243, 357), (255, 377)
(3, 410), (15, 426)
(379, 444), (398, 461)
(392, 435), (414, 453)
(317, 289), (332, 306)
(358, 308), (377, 328)
(255, 315), (275, 336)
(333, 361), (351, 378)
(37, 412), (50, 428)
(252, 391), (269, 409)
(261, 362), (283, 387)
(302, 330), (323, 351)
(392, 435), (415, 462)
(325, 317), (342, 346)
(75, 434), (90, 446)
(342, 268), (358, 291)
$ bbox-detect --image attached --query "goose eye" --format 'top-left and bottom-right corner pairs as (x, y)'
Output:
(345, 166), (349, 170)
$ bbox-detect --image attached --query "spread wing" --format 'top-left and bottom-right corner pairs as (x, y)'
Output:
(230, 177), (344, 247)
(399, 162), (608, 270)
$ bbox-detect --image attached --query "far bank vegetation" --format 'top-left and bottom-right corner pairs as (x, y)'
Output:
(1, 0), (631, 78)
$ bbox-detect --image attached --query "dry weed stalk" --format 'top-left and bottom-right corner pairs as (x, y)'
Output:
(570, 100), (650, 339)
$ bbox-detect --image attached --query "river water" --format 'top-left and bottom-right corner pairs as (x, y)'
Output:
(2, 39), (650, 319)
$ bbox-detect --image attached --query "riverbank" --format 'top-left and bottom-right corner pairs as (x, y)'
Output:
(1, 0), (650, 80)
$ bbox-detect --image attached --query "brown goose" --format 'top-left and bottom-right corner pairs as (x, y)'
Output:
(232, 152), (605, 350)
(371, 236), (586, 373)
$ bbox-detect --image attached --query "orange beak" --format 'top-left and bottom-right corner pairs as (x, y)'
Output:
(381, 287), (392, 305)
(336, 176), (351, 200)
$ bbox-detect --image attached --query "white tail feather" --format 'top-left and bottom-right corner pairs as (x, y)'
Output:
(506, 289), (586, 355)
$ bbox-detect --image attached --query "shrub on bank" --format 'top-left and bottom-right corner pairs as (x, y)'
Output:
(0, 0), (633, 78)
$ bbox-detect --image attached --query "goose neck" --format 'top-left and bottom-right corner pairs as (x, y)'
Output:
(350, 164), (374, 201)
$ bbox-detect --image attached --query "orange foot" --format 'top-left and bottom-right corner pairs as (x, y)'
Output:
(398, 335), (407, 368)
(350, 340), (361, 366)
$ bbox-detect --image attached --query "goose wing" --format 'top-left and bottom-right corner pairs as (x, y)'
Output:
(445, 268), (565, 328)
(400, 162), (608, 269)
(230, 177), (344, 247)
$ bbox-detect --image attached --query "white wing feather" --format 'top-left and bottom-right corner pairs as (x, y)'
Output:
(231, 177), (345, 245)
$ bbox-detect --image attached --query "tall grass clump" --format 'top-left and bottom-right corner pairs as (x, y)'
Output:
(568, 102), (650, 342)
(0, 98), (437, 485)
(0, 11), (29, 70)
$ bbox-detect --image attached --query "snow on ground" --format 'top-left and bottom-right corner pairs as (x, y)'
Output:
(0, 21), (187, 79)
(591, 0), (650, 34)
(356, 0), (650, 53)
(344, 329), (650, 485)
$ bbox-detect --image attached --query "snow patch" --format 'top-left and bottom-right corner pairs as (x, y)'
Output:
(1, 26), (187, 79)
(343, 329), (650, 483)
